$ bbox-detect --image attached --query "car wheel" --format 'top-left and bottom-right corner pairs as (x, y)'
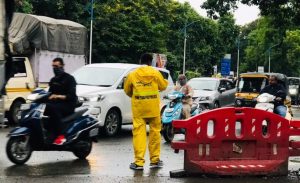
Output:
(214, 102), (220, 109)
(104, 109), (121, 137)
(7, 100), (25, 125)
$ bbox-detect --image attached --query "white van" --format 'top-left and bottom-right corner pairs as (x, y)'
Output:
(73, 63), (174, 137)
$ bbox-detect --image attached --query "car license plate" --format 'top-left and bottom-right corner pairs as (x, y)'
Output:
(89, 128), (99, 137)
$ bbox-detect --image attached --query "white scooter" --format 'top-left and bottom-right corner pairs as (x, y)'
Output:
(255, 93), (291, 120)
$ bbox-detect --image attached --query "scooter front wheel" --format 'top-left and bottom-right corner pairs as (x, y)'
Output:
(163, 124), (174, 143)
(72, 140), (92, 159)
(6, 136), (32, 165)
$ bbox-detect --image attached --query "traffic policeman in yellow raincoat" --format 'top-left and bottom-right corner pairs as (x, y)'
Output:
(124, 53), (168, 170)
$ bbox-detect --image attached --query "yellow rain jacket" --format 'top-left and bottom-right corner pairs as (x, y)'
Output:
(124, 66), (168, 118)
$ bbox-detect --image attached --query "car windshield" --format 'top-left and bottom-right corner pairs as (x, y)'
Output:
(72, 67), (126, 87)
(238, 77), (267, 93)
(188, 79), (218, 91)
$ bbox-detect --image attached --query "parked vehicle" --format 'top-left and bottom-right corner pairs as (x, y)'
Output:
(72, 63), (174, 137)
(2, 13), (87, 125)
(0, 0), (14, 125)
(6, 89), (100, 165)
(188, 77), (236, 109)
(161, 91), (203, 142)
(288, 77), (300, 105)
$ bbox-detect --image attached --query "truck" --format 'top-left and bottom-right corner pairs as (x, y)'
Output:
(0, 0), (14, 125)
(3, 13), (88, 124)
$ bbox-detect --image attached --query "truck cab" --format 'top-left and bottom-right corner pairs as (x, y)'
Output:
(4, 57), (35, 124)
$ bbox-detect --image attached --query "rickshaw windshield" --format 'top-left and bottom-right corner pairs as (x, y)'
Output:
(238, 77), (267, 93)
(289, 79), (300, 86)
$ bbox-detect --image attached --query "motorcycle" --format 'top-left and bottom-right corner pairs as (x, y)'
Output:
(6, 89), (100, 165)
(161, 91), (205, 142)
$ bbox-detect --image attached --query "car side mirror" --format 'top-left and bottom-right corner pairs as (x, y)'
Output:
(117, 77), (126, 89)
(219, 87), (226, 93)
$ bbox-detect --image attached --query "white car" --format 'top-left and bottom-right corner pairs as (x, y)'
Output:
(72, 63), (174, 136)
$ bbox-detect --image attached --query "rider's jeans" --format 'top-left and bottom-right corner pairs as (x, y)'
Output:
(274, 105), (287, 117)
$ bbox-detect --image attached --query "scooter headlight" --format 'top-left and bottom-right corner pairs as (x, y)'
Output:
(167, 94), (177, 100)
(289, 88), (297, 95)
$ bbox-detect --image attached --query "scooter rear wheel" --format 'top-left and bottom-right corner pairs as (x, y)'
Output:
(163, 124), (174, 143)
(72, 140), (92, 159)
(6, 136), (32, 165)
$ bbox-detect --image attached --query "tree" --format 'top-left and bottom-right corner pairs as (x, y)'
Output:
(14, 0), (235, 78)
(284, 30), (300, 75)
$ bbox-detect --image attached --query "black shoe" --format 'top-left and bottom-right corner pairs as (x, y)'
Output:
(150, 160), (163, 168)
(129, 163), (144, 170)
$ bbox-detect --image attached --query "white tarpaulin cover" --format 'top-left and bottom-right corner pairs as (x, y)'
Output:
(9, 13), (87, 55)
(30, 50), (86, 83)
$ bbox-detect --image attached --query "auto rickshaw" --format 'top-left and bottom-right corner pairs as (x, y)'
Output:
(235, 72), (293, 116)
(288, 77), (300, 105)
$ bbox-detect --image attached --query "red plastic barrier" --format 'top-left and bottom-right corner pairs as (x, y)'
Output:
(171, 107), (293, 176)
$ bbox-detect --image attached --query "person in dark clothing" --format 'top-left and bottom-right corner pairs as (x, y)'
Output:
(260, 75), (287, 117)
(45, 57), (78, 145)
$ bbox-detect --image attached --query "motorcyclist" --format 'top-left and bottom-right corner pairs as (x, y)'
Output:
(174, 74), (194, 119)
(45, 57), (78, 145)
(260, 75), (287, 117)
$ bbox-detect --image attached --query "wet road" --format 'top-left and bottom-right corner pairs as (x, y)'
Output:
(1, 107), (300, 182)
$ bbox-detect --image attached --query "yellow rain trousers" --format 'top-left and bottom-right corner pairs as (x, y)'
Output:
(124, 66), (168, 166)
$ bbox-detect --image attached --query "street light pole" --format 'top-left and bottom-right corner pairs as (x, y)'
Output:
(183, 23), (187, 74)
(237, 36), (240, 77)
(88, 0), (94, 65)
(268, 43), (280, 73)
(181, 20), (201, 75)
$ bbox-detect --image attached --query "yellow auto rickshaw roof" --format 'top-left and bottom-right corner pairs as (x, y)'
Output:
(239, 73), (268, 78)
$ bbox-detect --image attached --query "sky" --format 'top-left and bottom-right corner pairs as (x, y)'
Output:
(177, 0), (260, 25)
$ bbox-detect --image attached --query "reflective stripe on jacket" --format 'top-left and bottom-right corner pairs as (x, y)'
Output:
(124, 66), (168, 118)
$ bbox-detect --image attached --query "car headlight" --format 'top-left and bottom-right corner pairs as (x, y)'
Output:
(78, 96), (89, 102)
(199, 96), (210, 101)
(79, 95), (105, 102)
(89, 95), (105, 102)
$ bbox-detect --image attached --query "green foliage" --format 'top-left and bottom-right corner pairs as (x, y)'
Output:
(13, 0), (241, 79)
(284, 30), (300, 74)
(15, 0), (33, 13)
(202, 0), (300, 27)
(185, 70), (202, 80)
